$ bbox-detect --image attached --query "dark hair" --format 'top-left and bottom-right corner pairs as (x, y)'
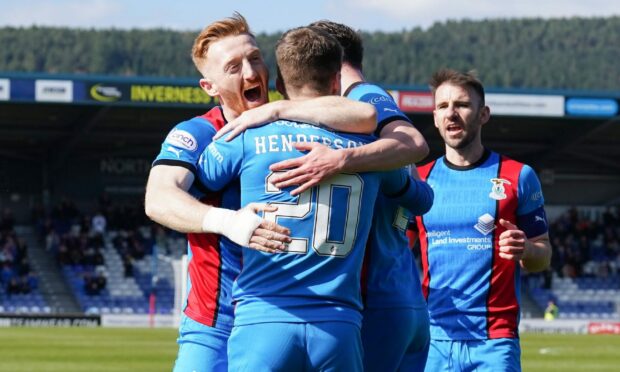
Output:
(429, 69), (486, 107)
(276, 26), (343, 96)
(309, 20), (363, 70)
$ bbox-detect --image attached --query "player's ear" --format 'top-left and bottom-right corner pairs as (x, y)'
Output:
(432, 109), (440, 129)
(276, 77), (288, 99)
(331, 71), (342, 96)
(199, 78), (218, 97)
(479, 105), (490, 125)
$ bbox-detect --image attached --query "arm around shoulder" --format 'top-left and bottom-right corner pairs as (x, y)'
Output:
(341, 120), (429, 173)
(279, 96), (377, 134)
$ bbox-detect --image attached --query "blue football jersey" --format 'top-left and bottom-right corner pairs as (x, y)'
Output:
(153, 107), (241, 330)
(415, 150), (548, 340)
(346, 82), (428, 310)
(197, 120), (406, 327)
(345, 82), (412, 136)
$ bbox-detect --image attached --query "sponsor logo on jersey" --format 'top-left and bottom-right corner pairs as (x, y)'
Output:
(166, 146), (182, 158)
(369, 95), (391, 105)
(489, 178), (511, 200)
(383, 107), (399, 113)
(530, 190), (543, 201)
(427, 228), (492, 250)
(474, 213), (496, 236)
(90, 84), (122, 102)
(166, 128), (197, 151)
(535, 215), (546, 224)
(208, 143), (224, 163)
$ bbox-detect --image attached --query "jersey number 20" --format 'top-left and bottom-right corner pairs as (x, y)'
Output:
(264, 172), (363, 257)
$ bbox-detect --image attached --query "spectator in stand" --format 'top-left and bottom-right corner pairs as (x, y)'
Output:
(548, 206), (620, 279)
(56, 242), (70, 265)
(45, 225), (60, 253)
(7, 277), (21, 295)
(122, 254), (134, 278)
(16, 257), (30, 277)
(544, 300), (559, 321)
(1, 262), (13, 286)
(84, 270), (107, 296)
(91, 210), (107, 236)
(17, 275), (32, 294)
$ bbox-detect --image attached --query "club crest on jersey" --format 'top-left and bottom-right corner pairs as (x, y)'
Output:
(474, 213), (496, 235)
(489, 178), (511, 200)
(166, 128), (198, 151)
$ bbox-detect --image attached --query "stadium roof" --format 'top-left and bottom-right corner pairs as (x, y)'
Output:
(0, 72), (619, 205)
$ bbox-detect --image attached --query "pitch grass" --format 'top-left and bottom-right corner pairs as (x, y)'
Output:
(0, 328), (619, 372)
(521, 333), (620, 371)
(0, 327), (178, 372)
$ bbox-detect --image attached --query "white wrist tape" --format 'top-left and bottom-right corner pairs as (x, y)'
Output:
(201, 207), (263, 247)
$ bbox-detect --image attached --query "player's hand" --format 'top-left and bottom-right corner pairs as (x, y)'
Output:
(498, 219), (526, 261)
(269, 142), (346, 196)
(213, 104), (279, 141)
(245, 203), (292, 253)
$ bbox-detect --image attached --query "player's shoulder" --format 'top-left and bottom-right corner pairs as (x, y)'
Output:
(345, 81), (390, 99)
(417, 157), (442, 179)
(170, 115), (216, 137)
(495, 152), (537, 176)
(178, 107), (225, 132)
(195, 106), (227, 130)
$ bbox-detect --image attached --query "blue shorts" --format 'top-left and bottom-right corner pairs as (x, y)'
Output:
(425, 338), (521, 372)
(362, 307), (430, 372)
(228, 322), (363, 372)
(173, 315), (231, 372)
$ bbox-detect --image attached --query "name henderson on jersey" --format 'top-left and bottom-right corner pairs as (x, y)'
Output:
(208, 121), (369, 163)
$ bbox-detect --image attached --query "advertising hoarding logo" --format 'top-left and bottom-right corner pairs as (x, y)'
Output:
(130, 85), (214, 105)
(0, 79), (9, 101)
(565, 98), (618, 117)
(398, 92), (434, 112)
(486, 94), (564, 117)
(90, 84), (122, 102)
(35, 80), (73, 102)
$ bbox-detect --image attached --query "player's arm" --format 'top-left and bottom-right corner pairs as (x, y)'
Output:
(197, 135), (293, 252)
(498, 220), (551, 272)
(521, 232), (552, 272)
(144, 165), (209, 233)
(269, 120), (429, 195)
(498, 165), (552, 272)
(144, 164), (289, 252)
(340, 120), (429, 171)
(213, 96), (377, 141)
(381, 167), (434, 216)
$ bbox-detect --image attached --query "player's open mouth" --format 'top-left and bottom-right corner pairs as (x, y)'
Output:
(447, 124), (462, 133)
(244, 86), (262, 102)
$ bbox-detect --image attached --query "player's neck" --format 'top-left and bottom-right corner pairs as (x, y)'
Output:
(220, 105), (240, 122)
(340, 63), (364, 94)
(445, 143), (485, 167)
(287, 86), (324, 101)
